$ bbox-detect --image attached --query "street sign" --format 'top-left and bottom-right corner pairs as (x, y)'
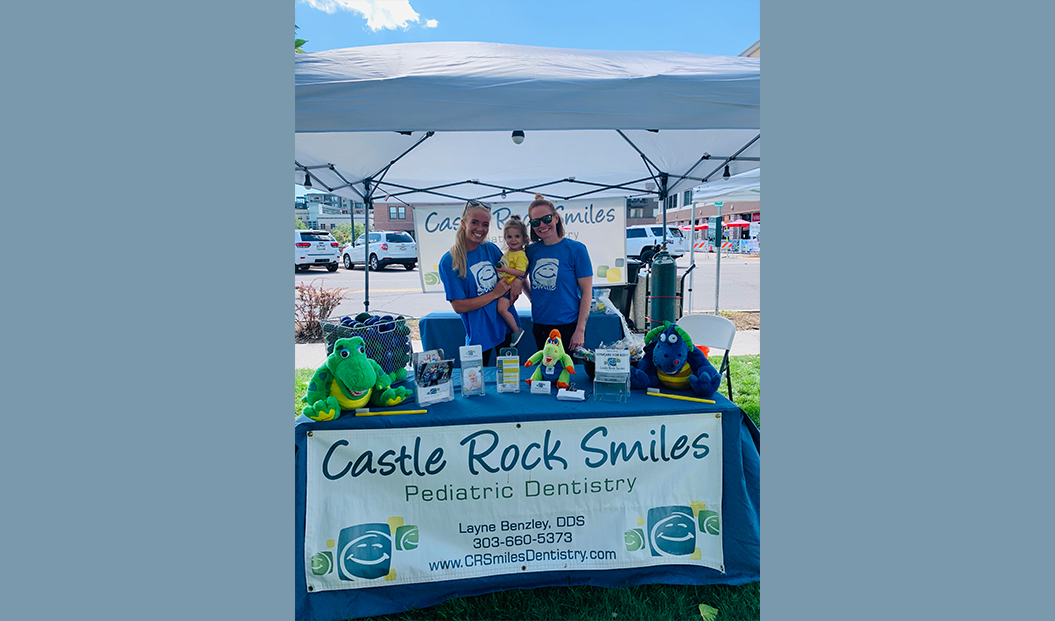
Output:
(714, 201), (723, 207)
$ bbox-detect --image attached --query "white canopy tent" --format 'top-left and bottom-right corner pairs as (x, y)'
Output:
(689, 167), (761, 205)
(682, 168), (762, 314)
(295, 41), (760, 310)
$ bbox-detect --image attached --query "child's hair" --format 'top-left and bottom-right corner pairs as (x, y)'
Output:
(502, 215), (530, 252)
(449, 200), (492, 278)
(528, 193), (564, 242)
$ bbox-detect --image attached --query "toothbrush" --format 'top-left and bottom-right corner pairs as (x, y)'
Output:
(646, 388), (715, 404)
(355, 408), (428, 416)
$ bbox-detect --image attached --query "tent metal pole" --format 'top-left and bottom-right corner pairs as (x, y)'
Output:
(659, 174), (669, 247)
(363, 179), (373, 313)
(367, 131), (435, 183)
(700, 134), (760, 182)
(688, 203), (697, 312)
(616, 130), (663, 179)
(324, 165), (365, 199)
(714, 203), (723, 316)
(668, 156), (760, 188)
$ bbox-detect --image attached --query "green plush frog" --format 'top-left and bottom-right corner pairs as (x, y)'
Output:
(301, 336), (413, 421)
(524, 328), (576, 389)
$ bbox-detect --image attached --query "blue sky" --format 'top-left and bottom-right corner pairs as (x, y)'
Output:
(295, 0), (759, 196)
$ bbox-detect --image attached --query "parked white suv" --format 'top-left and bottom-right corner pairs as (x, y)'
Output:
(342, 231), (418, 271)
(625, 225), (689, 263)
(295, 230), (340, 272)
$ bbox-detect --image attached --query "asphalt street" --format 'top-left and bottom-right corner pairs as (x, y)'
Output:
(296, 252), (759, 321)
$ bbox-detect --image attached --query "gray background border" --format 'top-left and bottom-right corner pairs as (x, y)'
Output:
(7, 1), (1051, 619)
(9, 1), (290, 619)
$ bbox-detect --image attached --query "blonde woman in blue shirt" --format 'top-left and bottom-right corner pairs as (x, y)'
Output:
(438, 201), (518, 366)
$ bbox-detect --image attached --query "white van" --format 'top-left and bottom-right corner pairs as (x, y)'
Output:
(625, 225), (689, 263)
(295, 230), (340, 272)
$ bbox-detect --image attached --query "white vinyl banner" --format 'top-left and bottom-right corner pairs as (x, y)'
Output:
(414, 197), (628, 293)
(305, 413), (723, 592)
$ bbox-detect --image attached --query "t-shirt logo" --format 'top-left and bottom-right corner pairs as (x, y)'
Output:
(469, 261), (498, 292)
(530, 258), (560, 291)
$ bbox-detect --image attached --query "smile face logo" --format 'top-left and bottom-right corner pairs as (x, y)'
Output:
(336, 523), (393, 580)
(530, 258), (559, 291)
(310, 551), (333, 575)
(469, 261), (498, 292)
(624, 528), (645, 552)
(395, 525), (419, 551)
(698, 510), (720, 535)
(647, 506), (697, 557)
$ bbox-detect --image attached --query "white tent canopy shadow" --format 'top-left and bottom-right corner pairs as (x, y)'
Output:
(295, 41), (760, 310)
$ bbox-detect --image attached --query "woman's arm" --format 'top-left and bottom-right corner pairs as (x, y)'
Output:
(569, 275), (593, 351)
(449, 278), (512, 314)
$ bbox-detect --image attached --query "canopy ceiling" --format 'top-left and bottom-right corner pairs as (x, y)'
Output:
(295, 41), (760, 205)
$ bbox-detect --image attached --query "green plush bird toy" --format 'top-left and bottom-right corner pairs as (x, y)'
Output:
(301, 336), (413, 421)
(524, 329), (576, 388)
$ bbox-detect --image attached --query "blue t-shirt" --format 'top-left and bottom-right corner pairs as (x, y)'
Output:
(526, 238), (593, 325)
(438, 242), (521, 352)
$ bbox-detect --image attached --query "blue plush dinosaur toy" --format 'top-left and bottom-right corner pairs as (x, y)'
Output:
(630, 321), (722, 398)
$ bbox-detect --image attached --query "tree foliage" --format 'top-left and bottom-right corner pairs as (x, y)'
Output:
(295, 25), (307, 53)
(332, 222), (365, 244)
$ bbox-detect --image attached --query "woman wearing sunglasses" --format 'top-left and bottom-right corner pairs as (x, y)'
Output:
(438, 201), (519, 366)
(523, 194), (593, 353)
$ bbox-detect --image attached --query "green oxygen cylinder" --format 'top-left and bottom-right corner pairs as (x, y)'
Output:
(648, 250), (678, 329)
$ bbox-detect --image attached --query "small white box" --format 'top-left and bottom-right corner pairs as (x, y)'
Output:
(556, 388), (585, 401)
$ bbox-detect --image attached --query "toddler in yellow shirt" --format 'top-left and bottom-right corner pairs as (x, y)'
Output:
(496, 215), (529, 346)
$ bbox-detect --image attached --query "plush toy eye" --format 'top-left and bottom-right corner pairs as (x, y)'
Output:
(339, 349), (350, 358)
(357, 344), (365, 354)
(659, 333), (668, 342)
(668, 334), (679, 344)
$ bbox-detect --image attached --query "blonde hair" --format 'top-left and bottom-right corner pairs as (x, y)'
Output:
(502, 215), (530, 252)
(528, 194), (564, 243)
(449, 201), (492, 278)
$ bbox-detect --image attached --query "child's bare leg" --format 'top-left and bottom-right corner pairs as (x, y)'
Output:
(509, 278), (523, 304)
(497, 297), (519, 333)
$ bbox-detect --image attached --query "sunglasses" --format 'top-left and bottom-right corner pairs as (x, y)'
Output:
(529, 214), (554, 227)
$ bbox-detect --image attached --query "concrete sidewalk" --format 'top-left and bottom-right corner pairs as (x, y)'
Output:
(295, 330), (760, 369)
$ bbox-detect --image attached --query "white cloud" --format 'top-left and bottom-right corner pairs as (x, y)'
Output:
(424, 19), (438, 28)
(301, 0), (422, 31)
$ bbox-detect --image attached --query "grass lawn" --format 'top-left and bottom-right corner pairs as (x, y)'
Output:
(295, 355), (760, 620)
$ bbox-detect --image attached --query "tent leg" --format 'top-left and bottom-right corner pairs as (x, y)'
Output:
(363, 181), (372, 313)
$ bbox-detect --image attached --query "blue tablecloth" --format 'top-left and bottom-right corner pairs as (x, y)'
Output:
(295, 369), (760, 621)
(419, 310), (624, 367)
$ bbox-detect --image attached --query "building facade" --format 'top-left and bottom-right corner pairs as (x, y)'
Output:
(371, 200), (415, 235)
(297, 192), (366, 230)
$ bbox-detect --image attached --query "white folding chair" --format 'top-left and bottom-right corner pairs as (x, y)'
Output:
(676, 313), (737, 401)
